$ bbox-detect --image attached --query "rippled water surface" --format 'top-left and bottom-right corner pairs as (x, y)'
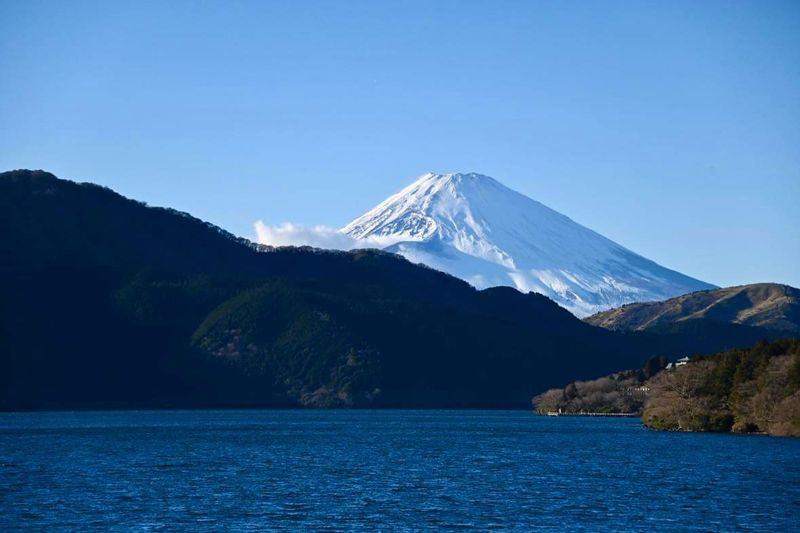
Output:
(1, 410), (799, 531)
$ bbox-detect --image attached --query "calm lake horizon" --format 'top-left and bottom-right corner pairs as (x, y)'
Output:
(2, 409), (798, 531)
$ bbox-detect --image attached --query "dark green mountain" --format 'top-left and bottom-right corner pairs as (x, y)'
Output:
(0, 170), (778, 409)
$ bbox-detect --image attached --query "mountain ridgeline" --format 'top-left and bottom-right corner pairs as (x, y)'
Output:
(343, 172), (714, 317)
(586, 284), (800, 335)
(0, 170), (783, 410)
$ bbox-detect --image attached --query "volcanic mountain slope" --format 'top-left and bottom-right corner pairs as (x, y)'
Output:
(343, 172), (714, 317)
(586, 283), (800, 335)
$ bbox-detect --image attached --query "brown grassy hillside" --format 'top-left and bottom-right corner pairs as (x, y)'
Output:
(586, 283), (799, 335)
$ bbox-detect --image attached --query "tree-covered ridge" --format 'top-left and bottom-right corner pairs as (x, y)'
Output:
(0, 169), (638, 408)
(535, 339), (800, 436)
(644, 338), (800, 436)
(0, 169), (787, 409)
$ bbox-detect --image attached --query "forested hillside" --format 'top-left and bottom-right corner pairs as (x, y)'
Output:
(0, 170), (781, 409)
(532, 356), (667, 415)
(534, 339), (800, 437)
(644, 339), (800, 436)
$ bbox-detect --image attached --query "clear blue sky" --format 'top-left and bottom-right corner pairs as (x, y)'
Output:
(1, 0), (798, 288)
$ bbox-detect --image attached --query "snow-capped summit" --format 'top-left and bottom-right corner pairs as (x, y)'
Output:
(343, 172), (714, 317)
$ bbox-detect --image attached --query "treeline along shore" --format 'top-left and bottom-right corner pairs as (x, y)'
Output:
(534, 339), (800, 437)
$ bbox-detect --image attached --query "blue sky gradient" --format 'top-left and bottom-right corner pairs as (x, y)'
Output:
(1, 1), (798, 287)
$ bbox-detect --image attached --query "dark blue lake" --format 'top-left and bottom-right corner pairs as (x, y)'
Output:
(1, 410), (798, 531)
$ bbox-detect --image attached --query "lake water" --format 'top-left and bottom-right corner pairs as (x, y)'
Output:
(1, 410), (798, 532)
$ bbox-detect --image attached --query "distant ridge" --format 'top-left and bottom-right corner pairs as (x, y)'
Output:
(586, 283), (800, 335)
(343, 172), (714, 317)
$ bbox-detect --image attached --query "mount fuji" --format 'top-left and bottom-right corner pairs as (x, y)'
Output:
(343, 172), (714, 317)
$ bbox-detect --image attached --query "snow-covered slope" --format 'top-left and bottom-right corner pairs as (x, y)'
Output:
(343, 172), (714, 317)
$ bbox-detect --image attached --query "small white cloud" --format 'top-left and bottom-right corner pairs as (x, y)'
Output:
(253, 221), (402, 250)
